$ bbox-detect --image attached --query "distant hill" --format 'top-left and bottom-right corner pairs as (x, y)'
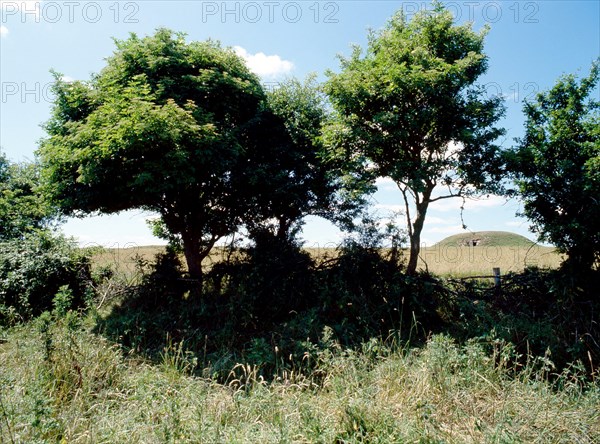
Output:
(434, 231), (537, 248)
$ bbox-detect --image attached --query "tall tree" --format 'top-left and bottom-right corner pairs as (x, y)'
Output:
(508, 61), (600, 272)
(38, 29), (265, 283)
(325, 3), (505, 274)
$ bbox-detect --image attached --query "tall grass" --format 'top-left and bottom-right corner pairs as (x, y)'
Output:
(1, 314), (597, 443)
(9, 241), (585, 442)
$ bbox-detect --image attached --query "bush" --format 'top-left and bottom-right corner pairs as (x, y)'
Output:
(0, 232), (93, 323)
(212, 231), (318, 325)
(96, 223), (599, 380)
(492, 267), (600, 373)
(446, 267), (600, 374)
(98, 223), (455, 380)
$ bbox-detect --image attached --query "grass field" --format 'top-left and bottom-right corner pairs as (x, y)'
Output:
(89, 231), (563, 279)
(434, 231), (538, 248)
(421, 231), (562, 277)
(90, 245), (235, 278)
(417, 244), (561, 277)
(1, 319), (598, 443)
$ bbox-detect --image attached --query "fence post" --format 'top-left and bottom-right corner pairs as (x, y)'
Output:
(493, 267), (501, 296)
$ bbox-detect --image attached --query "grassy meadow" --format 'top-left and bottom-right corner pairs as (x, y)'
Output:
(2, 231), (597, 443)
(417, 244), (561, 277)
(418, 231), (563, 277)
(88, 230), (563, 279)
(1, 318), (598, 443)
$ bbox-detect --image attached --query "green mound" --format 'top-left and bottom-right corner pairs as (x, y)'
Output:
(434, 231), (536, 248)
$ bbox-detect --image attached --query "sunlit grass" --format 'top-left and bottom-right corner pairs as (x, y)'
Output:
(90, 243), (562, 281)
(1, 318), (597, 443)
(418, 245), (562, 277)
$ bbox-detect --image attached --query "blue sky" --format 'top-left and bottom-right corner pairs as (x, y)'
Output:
(1, 1), (599, 249)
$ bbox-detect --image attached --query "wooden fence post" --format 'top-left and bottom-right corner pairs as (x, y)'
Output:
(493, 267), (501, 295)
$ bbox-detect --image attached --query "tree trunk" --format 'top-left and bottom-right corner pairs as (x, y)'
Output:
(406, 235), (420, 275)
(565, 245), (597, 275)
(181, 231), (204, 285)
(276, 216), (291, 241)
(404, 186), (433, 275)
(406, 201), (428, 275)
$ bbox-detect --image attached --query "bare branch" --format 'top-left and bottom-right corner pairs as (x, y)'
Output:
(400, 185), (413, 237)
(429, 192), (460, 203)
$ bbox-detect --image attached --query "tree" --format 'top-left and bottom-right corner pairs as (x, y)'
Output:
(508, 61), (600, 272)
(1, 152), (55, 240)
(38, 29), (266, 283)
(324, 3), (505, 274)
(241, 76), (371, 243)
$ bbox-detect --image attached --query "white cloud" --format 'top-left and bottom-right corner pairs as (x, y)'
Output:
(428, 198), (462, 212)
(430, 194), (506, 212)
(426, 216), (456, 225)
(426, 225), (466, 234)
(63, 210), (168, 248)
(0, 25), (7, 37)
(375, 176), (397, 191)
(374, 203), (404, 213)
(233, 46), (294, 78)
(465, 195), (507, 210)
(441, 140), (463, 161)
(374, 206), (455, 227)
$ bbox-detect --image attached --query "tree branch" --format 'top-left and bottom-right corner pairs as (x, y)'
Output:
(399, 184), (413, 237)
(428, 182), (467, 203)
(428, 193), (460, 203)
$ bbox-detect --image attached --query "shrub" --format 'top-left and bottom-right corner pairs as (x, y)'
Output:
(492, 267), (600, 373)
(0, 231), (92, 323)
(215, 231), (317, 325)
(447, 267), (600, 374)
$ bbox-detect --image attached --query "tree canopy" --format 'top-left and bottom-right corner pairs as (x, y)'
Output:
(241, 76), (370, 243)
(508, 61), (600, 272)
(324, 3), (505, 274)
(37, 29), (363, 282)
(38, 29), (267, 281)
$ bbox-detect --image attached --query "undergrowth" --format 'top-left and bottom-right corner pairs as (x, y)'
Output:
(93, 240), (600, 381)
(1, 311), (598, 443)
(1, 231), (599, 442)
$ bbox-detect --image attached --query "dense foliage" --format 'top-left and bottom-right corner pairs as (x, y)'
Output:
(0, 153), (55, 240)
(241, 76), (369, 242)
(325, 2), (505, 274)
(38, 31), (363, 284)
(508, 61), (600, 272)
(0, 232), (92, 323)
(0, 154), (88, 324)
(93, 243), (599, 382)
(38, 30), (267, 282)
